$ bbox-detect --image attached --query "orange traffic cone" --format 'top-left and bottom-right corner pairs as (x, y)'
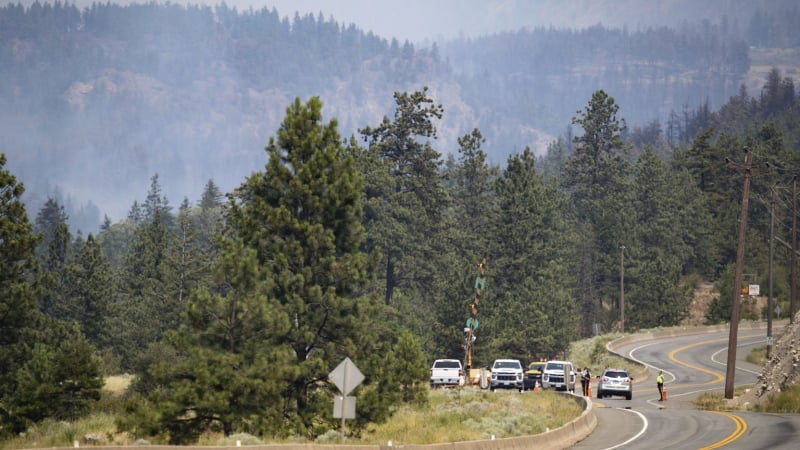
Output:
(534, 382), (540, 393)
(662, 389), (667, 401)
(588, 385), (592, 397)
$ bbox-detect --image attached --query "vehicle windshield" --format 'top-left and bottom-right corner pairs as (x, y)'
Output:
(494, 360), (521, 369)
(546, 363), (564, 370)
(604, 370), (628, 378)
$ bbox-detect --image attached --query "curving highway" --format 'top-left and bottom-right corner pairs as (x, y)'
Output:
(570, 327), (800, 449)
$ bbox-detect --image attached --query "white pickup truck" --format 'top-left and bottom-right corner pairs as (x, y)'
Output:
(541, 360), (576, 392)
(430, 359), (464, 387)
(489, 359), (524, 391)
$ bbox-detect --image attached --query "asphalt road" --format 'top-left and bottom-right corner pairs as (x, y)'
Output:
(570, 328), (800, 449)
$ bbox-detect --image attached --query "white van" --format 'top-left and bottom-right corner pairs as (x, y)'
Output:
(541, 360), (576, 392)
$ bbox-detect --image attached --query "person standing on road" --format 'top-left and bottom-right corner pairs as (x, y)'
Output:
(657, 370), (665, 401)
(581, 366), (591, 396)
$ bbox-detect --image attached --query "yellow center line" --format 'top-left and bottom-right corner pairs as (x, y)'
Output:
(661, 335), (757, 449)
(668, 338), (727, 384)
(697, 411), (747, 450)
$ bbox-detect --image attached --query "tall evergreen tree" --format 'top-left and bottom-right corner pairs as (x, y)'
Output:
(222, 96), (378, 437)
(434, 129), (500, 361)
(627, 148), (694, 328)
(33, 197), (69, 262)
(115, 208), (174, 370)
(67, 233), (114, 350)
(0, 154), (41, 435)
(37, 222), (71, 317)
(195, 179), (225, 263)
(120, 238), (293, 443)
(142, 174), (174, 228)
(199, 179), (223, 211)
(358, 87), (448, 307)
(488, 147), (579, 359)
(562, 90), (635, 335)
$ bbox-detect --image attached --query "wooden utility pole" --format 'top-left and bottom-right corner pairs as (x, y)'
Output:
(620, 245), (625, 334)
(792, 176), (797, 323)
(768, 187), (775, 358)
(724, 147), (769, 399)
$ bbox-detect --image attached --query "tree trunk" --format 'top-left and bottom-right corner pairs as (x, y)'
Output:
(385, 254), (395, 306)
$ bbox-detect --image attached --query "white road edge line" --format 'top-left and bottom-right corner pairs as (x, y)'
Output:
(628, 342), (677, 383)
(602, 407), (649, 450)
(710, 338), (763, 376)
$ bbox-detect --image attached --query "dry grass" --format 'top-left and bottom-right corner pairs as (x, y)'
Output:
(693, 385), (756, 412)
(0, 413), (124, 449)
(2, 378), (583, 448)
(568, 333), (641, 376)
(751, 385), (800, 413)
(357, 388), (583, 445)
(746, 345), (767, 366)
(103, 374), (134, 395)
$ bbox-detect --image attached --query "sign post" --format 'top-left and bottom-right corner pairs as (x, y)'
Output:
(329, 357), (364, 441)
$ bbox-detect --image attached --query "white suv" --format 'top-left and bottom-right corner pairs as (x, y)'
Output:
(541, 360), (576, 392)
(596, 368), (633, 400)
(490, 359), (524, 391)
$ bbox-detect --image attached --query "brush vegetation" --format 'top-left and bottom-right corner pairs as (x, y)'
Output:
(750, 385), (800, 413)
(693, 345), (798, 413)
(359, 388), (583, 445)
(568, 333), (642, 376)
(1, 386), (583, 448)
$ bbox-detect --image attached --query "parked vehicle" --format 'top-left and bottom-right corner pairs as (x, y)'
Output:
(523, 361), (546, 390)
(541, 360), (576, 392)
(430, 359), (464, 387)
(490, 359), (524, 391)
(596, 368), (633, 400)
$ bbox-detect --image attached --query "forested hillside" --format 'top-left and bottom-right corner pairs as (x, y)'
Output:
(2, 0), (800, 445)
(2, 1), (799, 230)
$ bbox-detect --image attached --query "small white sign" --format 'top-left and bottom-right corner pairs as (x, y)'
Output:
(333, 396), (356, 419)
(749, 284), (760, 296)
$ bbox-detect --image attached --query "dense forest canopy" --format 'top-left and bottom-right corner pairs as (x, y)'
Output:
(2, 0), (800, 445)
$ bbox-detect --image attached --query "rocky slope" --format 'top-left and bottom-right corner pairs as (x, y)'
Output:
(738, 311), (800, 407)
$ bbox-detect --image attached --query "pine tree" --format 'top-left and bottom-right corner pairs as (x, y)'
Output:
(199, 179), (223, 211)
(227, 96), (375, 435)
(0, 153), (41, 435)
(562, 90), (636, 335)
(627, 149), (694, 328)
(38, 222), (71, 317)
(68, 234), (114, 350)
(11, 324), (103, 425)
(195, 179), (225, 262)
(142, 173), (174, 228)
(120, 239), (293, 443)
(358, 87), (448, 307)
(489, 147), (579, 358)
(434, 129), (499, 361)
(33, 197), (69, 262)
(114, 207), (175, 371)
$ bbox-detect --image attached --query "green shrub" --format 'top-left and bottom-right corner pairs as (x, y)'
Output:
(761, 385), (800, 413)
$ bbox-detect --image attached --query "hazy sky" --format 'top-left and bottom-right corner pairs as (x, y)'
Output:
(11, 0), (631, 44)
(15, 1), (781, 44)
